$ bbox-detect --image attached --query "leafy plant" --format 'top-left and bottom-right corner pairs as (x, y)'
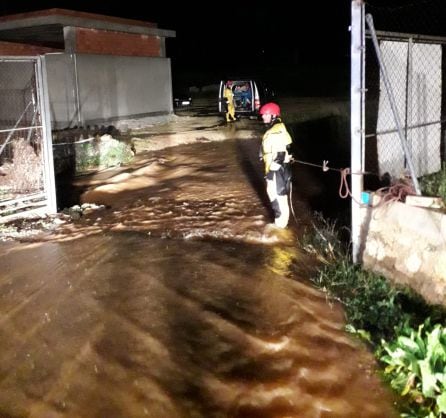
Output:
(301, 214), (446, 417)
(420, 165), (446, 203)
(75, 138), (134, 172)
(378, 319), (446, 417)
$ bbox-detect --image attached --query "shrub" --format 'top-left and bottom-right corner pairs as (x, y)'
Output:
(378, 320), (446, 417)
(420, 165), (446, 203)
(75, 136), (134, 173)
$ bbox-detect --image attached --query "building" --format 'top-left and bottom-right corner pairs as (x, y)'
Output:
(0, 9), (176, 129)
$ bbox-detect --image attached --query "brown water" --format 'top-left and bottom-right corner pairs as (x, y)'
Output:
(0, 134), (397, 417)
(0, 233), (396, 418)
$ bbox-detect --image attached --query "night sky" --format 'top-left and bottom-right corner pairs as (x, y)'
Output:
(0, 1), (352, 95)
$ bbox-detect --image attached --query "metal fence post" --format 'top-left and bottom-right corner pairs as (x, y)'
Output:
(38, 56), (57, 213)
(351, 0), (365, 263)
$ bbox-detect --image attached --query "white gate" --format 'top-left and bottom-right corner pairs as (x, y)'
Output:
(0, 56), (56, 222)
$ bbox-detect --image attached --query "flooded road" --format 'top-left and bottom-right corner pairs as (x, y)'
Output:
(0, 123), (397, 417)
(0, 234), (396, 418)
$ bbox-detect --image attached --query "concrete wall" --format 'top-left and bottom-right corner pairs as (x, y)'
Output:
(360, 200), (446, 305)
(45, 53), (173, 129)
(43, 54), (78, 128)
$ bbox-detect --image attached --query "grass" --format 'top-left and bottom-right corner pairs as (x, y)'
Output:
(420, 165), (446, 203)
(299, 213), (446, 344)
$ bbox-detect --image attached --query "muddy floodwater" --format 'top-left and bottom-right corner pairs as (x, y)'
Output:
(0, 126), (397, 417)
(0, 234), (396, 418)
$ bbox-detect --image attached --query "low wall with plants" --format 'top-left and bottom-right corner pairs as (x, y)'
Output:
(360, 200), (446, 305)
(301, 216), (446, 417)
(52, 131), (134, 175)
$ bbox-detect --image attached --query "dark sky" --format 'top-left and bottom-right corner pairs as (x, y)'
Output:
(0, 1), (352, 93)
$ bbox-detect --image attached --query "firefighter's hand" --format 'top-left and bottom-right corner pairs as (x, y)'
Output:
(269, 162), (282, 171)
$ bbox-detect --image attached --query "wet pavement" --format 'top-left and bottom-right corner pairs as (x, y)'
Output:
(0, 112), (397, 417)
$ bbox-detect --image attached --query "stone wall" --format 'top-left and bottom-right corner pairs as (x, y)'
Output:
(360, 199), (446, 305)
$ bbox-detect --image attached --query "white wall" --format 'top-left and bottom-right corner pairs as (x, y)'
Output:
(45, 53), (173, 129)
(361, 199), (446, 305)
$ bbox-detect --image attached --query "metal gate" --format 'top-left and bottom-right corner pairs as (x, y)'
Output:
(350, 0), (446, 261)
(0, 56), (56, 222)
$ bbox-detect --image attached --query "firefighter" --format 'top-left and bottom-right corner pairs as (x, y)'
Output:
(260, 102), (293, 229)
(223, 81), (236, 122)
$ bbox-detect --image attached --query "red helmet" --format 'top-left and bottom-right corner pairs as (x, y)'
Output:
(259, 102), (280, 116)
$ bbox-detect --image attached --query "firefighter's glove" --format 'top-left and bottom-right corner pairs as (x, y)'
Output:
(269, 162), (282, 171)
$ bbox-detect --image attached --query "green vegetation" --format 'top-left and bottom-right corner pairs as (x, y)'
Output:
(300, 215), (446, 417)
(75, 139), (134, 173)
(379, 320), (446, 417)
(420, 165), (446, 203)
(75, 142), (100, 172)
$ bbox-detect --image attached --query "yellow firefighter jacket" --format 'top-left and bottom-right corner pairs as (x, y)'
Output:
(261, 120), (292, 174)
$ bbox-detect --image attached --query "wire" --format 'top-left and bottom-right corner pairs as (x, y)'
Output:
(290, 158), (369, 205)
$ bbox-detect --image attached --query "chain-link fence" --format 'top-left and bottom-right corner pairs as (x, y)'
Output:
(0, 57), (56, 221)
(364, 0), (446, 187)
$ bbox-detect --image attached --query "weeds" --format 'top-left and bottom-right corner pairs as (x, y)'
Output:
(420, 165), (446, 203)
(75, 138), (134, 173)
(1, 138), (43, 193)
(300, 214), (446, 416)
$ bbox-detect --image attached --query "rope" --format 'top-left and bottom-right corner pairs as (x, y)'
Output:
(339, 168), (352, 199)
(287, 160), (358, 226)
(290, 158), (363, 202)
(290, 157), (420, 209)
(289, 181), (299, 224)
(375, 181), (416, 205)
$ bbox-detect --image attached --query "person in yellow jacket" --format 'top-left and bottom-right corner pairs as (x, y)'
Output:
(223, 81), (236, 123)
(260, 102), (293, 229)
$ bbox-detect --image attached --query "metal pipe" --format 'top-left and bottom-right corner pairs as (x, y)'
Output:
(26, 109), (38, 143)
(366, 13), (421, 195)
(406, 38), (413, 160)
(350, 0), (365, 263)
(366, 30), (446, 45)
(38, 56), (57, 213)
(365, 119), (446, 138)
(27, 83), (38, 143)
(0, 126), (42, 134)
(361, 2), (366, 171)
(0, 100), (33, 157)
(73, 53), (82, 126)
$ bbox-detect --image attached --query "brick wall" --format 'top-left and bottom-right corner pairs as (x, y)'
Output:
(0, 8), (157, 28)
(0, 41), (60, 55)
(75, 28), (161, 57)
